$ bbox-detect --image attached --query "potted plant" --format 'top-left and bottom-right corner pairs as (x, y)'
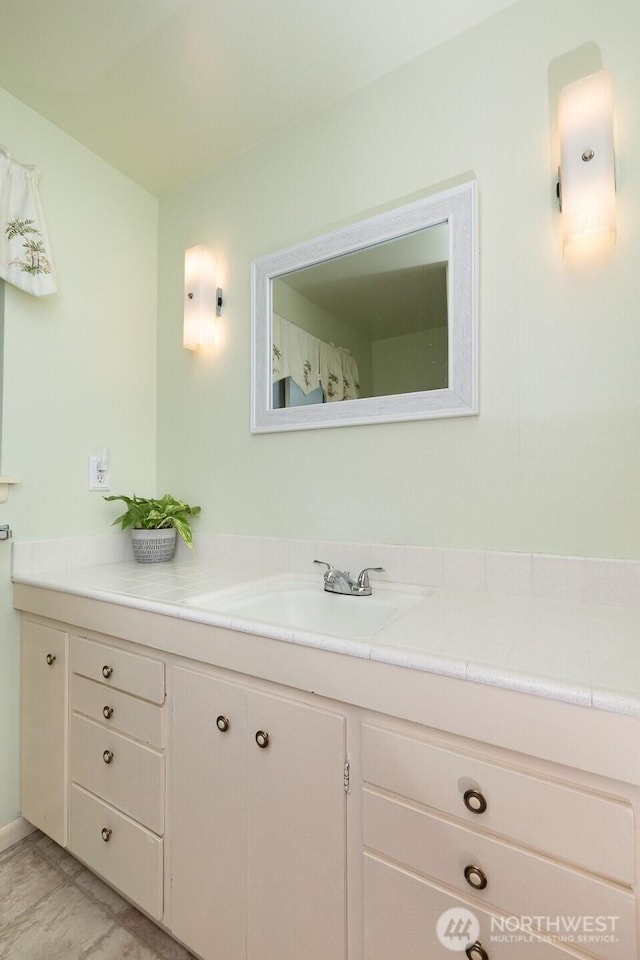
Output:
(104, 493), (201, 563)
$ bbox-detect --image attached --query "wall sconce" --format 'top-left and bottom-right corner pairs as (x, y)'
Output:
(557, 69), (616, 260)
(183, 245), (223, 350)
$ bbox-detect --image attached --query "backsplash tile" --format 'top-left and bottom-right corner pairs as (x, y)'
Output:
(30, 539), (68, 576)
(11, 539), (32, 579)
(11, 532), (640, 611)
(375, 544), (440, 586)
(581, 558), (640, 608)
(443, 550), (487, 591)
(260, 537), (291, 574)
(486, 551), (533, 597)
(63, 537), (98, 570)
(532, 555), (585, 604)
(411, 547), (445, 588)
(287, 538), (319, 574)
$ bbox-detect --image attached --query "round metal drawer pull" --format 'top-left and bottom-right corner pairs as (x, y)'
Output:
(255, 730), (270, 749)
(103, 706), (114, 720)
(216, 715), (230, 733)
(45, 653), (56, 666)
(463, 789), (487, 815)
(466, 941), (489, 960)
(101, 827), (112, 843)
(102, 664), (113, 679)
(102, 749), (114, 765)
(464, 864), (488, 890)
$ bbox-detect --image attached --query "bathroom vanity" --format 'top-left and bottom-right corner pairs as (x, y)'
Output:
(14, 561), (640, 960)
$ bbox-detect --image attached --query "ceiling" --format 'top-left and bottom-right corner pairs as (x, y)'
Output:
(278, 222), (449, 338)
(0, 0), (518, 195)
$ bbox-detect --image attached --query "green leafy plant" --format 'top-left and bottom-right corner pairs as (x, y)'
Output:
(104, 494), (201, 548)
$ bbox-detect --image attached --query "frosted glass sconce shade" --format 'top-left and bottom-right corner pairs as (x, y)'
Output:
(184, 245), (223, 350)
(558, 70), (616, 260)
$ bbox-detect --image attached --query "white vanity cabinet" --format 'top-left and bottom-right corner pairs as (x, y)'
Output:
(15, 591), (640, 960)
(67, 635), (166, 920)
(20, 618), (68, 846)
(360, 718), (638, 960)
(169, 665), (347, 960)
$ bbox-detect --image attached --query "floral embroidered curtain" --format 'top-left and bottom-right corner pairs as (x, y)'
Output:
(272, 313), (360, 403)
(0, 146), (57, 296)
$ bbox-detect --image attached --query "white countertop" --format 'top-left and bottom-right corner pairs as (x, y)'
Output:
(13, 558), (640, 718)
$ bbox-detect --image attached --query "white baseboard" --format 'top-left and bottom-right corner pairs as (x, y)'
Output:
(0, 817), (36, 854)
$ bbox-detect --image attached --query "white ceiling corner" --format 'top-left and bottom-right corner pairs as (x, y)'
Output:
(0, 0), (519, 194)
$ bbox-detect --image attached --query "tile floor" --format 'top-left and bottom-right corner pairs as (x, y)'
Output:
(0, 830), (197, 960)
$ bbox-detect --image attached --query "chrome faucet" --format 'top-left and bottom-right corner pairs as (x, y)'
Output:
(314, 560), (384, 597)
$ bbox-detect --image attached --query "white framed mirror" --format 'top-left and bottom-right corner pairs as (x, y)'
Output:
(251, 180), (478, 433)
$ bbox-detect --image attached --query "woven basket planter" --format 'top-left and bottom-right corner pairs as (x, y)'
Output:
(131, 527), (177, 564)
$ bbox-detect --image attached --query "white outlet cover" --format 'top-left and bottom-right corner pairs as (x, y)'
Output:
(88, 456), (111, 492)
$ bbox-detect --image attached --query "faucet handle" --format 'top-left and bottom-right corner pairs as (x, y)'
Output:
(313, 560), (335, 579)
(357, 566), (385, 588)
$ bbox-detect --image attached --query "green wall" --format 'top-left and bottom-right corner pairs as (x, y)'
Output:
(157, 0), (640, 560)
(372, 327), (448, 396)
(0, 87), (158, 828)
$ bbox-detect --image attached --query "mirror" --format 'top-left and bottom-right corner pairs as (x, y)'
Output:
(251, 180), (477, 432)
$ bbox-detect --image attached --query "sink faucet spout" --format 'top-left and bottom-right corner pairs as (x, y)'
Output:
(313, 560), (385, 597)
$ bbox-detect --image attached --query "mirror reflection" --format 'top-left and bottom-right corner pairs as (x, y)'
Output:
(271, 222), (449, 410)
(251, 180), (477, 433)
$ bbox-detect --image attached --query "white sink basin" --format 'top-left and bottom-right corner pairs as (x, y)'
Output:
(188, 576), (424, 639)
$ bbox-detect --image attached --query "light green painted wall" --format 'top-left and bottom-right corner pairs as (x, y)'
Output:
(157, 0), (640, 561)
(372, 327), (448, 396)
(0, 88), (158, 828)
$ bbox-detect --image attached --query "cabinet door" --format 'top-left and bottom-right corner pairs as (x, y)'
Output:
(20, 619), (68, 846)
(246, 690), (347, 960)
(170, 668), (248, 960)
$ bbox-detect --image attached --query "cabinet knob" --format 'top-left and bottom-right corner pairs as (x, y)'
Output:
(101, 827), (112, 843)
(102, 664), (113, 679)
(45, 653), (56, 666)
(255, 730), (270, 749)
(464, 864), (488, 890)
(466, 942), (489, 960)
(216, 715), (230, 732)
(102, 749), (114, 765)
(103, 706), (114, 720)
(463, 789), (487, 814)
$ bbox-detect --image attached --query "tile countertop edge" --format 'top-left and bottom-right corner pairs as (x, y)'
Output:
(11, 567), (640, 720)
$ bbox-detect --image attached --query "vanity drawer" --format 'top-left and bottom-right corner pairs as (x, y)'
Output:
(70, 714), (164, 834)
(362, 723), (633, 883)
(71, 635), (165, 704)
(363, 789), (636, 960)
(70, 784), (163, 921)
(364, 852), (576, 960)
(71, 674), (165, 748)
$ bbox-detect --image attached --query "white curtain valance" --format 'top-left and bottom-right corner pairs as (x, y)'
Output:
(0, 146), (57, 297)
(272, 313), (360, 403)
(272, 313), (321, 395)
